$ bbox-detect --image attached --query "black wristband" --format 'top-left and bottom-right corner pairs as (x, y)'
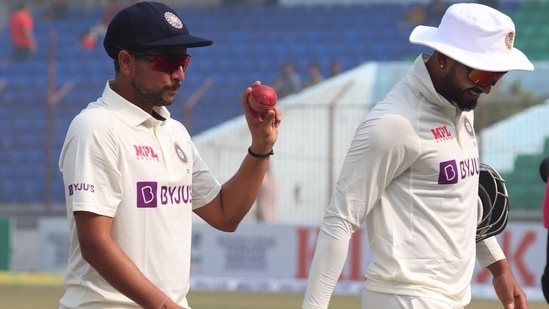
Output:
(248, 146), (273, 158)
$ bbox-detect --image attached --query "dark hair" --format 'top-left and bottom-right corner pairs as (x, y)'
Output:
(113, 59), (121, 72)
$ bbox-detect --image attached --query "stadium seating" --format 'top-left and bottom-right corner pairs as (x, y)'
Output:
(511, 0), (549, 61)
(502, 136), (549, 210)
(0, 1), (541, 209)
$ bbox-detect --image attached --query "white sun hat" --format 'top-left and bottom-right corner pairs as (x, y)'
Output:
(409, 3), (534, 72)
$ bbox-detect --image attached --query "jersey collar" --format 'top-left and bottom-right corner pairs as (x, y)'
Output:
(102, 81), (172, 127)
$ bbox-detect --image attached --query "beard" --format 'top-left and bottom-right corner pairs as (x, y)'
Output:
(442, 69), (480, 112)
(448, 88), (479, 111)
(131, 77), (180, 107)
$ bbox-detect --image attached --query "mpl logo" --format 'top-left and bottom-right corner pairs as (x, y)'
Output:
(431, 125), (453, 142)
(134, 145), (159, 161)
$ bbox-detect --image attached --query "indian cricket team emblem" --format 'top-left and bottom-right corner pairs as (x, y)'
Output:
(463, 116), (475, 138)
(174, 143), (189, 164)
(164, 12), (183, 29)
(505, 32), (514, 50)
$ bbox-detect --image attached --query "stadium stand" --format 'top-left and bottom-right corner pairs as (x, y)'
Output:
(0, 2), (419, 207)
(500, 137), (549, 212)
(0, 1), (543, 216)
(512, 0), (549, 61)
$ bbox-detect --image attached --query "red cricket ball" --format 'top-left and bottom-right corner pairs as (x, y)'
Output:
(248, 85), (277, 113)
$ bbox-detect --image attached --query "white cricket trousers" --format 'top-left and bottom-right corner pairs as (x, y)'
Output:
(362, 290), (464, 309)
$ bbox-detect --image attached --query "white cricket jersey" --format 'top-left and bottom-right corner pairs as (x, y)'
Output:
(58, 81), (221, 309)
(303, 54), (505, 309)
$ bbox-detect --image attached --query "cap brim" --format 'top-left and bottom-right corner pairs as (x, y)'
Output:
(143, 33), (213, 48)
(410, 25), (534, 72)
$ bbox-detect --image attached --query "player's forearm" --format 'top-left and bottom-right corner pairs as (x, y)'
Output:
(486, 258), (512, 278)
(476, 236), (505, 268)
(75, 212), (168, 308)
(303, 219), (353, 309)
(80, 234), (170, 308)
(215, 154), (271, 231)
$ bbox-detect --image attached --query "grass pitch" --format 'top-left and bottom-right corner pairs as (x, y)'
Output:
(0, 272), (545, 309)
(0, 285), (547, 309)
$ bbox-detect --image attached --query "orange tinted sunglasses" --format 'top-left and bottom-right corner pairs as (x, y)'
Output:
(126, 48), (192, 73)
(466, 66), (506, 88)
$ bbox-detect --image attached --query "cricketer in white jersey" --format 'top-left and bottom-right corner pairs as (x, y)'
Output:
(58, 2), (280, 308)
(59, 82), (218, 308)
(303, 54), (503, 309)
(303, 3), (533, 309)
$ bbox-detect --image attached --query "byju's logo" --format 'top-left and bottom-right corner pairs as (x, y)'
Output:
(438, 158), (479, 184)
(68, 183), (95, 196)
(438, 160), (458, 184)
(136, 182), (192, 208)
(137, 181), (157, 208)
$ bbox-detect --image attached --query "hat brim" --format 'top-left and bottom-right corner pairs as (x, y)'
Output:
(410, 25), (534, 72)
(143, 33), (213, 48)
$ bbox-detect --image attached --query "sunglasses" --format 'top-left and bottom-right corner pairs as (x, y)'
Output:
(124, 48), (192, 73)
(466, 66), (506, 88)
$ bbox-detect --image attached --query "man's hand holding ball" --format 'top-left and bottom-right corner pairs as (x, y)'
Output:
(248, 84), (278, 114)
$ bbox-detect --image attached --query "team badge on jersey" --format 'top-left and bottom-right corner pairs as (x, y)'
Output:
(174, 142), (189, 164)
(463, 116), (475, 138)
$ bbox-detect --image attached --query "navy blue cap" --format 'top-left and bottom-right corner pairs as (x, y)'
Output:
(103, 1), (213, 59)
